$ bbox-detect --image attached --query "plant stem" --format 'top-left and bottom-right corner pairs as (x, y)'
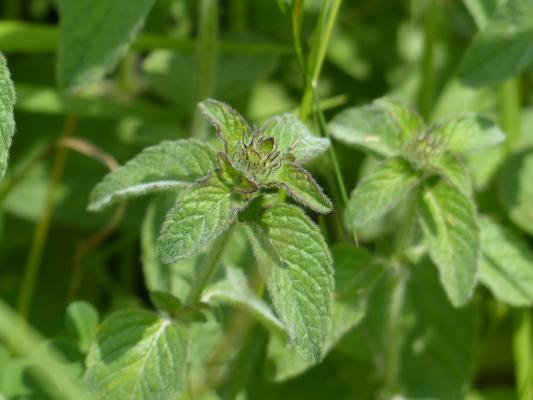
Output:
(299, 0), (342, 122)
(499, 78), (521, 153)
(17, 116), (77, 321)
(417, 1), (439, 119)
(185, 231), (229, 306)
(192, 0), (218, 139)
(513, 310), (533, 400)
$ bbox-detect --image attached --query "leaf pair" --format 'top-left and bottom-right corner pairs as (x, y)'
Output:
(330, 99), (505, 306)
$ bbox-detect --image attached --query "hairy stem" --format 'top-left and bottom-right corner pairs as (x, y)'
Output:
(185, 231), (229, 306)
(417, 1), (439, 119)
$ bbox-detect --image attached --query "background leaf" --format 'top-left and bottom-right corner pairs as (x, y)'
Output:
(0, 52), (15, 182)
(65, 301), (99, 354)
(418, 180), (480, 307)
(58, 0), (157, 91)
(498, 148), (533, 235)
(479, 216), (533, 306)
(89, 140), (217, 211)
(328, 103), (400, 157)
(245, 203), (333, 362)
(348, 157), (420, 226)
(457, 0), (533, 87)
(433, 115), (505, 153)
(85, 309), (188, 400)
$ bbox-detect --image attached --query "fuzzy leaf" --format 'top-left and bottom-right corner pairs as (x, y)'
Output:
(328, 104), (400, 157)
(419, 180), (480, 307)
(272, 163), (332, 213)
(479, 217), (533, 306)
(202, 265), (285, 335)
(58, 0), (156, 91)
(198, 99), (251, 151)
(429, 153), (472, 196)
(498, 148), (533, 235)
(375, 98), (425, 140)
(433, 115), (505, 153)
(245, 203), (333, 362)
(0, 52), (15, 182)
(458, 0), (533, 87)
(65, 301), (99, 353)
(88, 140), (217, 211)
(348, 157), (420, 226)
(262, 113), (329, 163)
(158, 174), (250, 263)
(267, 245), (383, 381)
(84, 309), (188, 400)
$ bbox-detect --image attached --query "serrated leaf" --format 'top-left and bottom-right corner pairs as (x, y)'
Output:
(58, 0), (156, 91)
(245, 203), (333, 362)
(375, 98), (425, 140)
(202, 265), (285, 335)
(158, 174), (250, 263)
(262, 113), (330, 163)
(348, 157), (420, 227)
(328, 104), (400, 157)
(498, 148), (533, 235)
(84, 309), (188, 400)
(419, 180), (480, 307)
(198, 98), (251, 152)
(89, 140), (217, 211)
(267, 245), (384, 381)
(429, 152), (473, 196)
(65, 301), (99, 353)
(0, 52), (15, 182)
(479, 217), (533, 306)
(457, 0), (533, 87)
(433, 115), (505, 153)
(271, 163), (332, 213)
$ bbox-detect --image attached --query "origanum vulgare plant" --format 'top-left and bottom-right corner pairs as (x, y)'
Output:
(330, 98), (505, 306)
(89, 99), (333, 362)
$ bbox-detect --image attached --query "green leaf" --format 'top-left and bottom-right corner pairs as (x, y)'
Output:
(149, 291), (182, 317)
(479, 217), (533, 306)
(0, 52), (15, 182)
(399, 259), (479, 400)
(348, 157), (420, 227)
(267, 245), (384, 381)
(433, 115), (505, 153)
(262, 113), (330, 162)
(458, 0), (533, 87)
(375, 98), (425, 140)
(245, 203), (333, 362)
(271, 163), (332, 213)
(88, 140), (217, 211)
(198, 98), (251, 151)
(429, 152), (473, 196)
(498, 148), (533, 235)
(85, 309), (188, 400)
(57, 0), (157, 91)
(418, 180), (480, 307)
(65, 301), (99, 353)
(202, 265), (285, 336)
(328, 103), (400, 157)
(158, 174), (250, 263)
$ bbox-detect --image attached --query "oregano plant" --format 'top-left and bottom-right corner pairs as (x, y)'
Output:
(330, 98), (505, 306)
(89, 99), (333, 365)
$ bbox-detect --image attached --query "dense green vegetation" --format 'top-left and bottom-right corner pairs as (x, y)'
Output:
(0, 0), (533, 399)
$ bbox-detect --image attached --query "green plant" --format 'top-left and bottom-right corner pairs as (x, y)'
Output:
(1, 0), (533, 399)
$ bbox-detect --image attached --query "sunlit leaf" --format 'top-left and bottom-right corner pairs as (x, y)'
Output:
(0, 52), (15, 182)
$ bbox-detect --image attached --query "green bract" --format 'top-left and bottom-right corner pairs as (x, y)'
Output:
(330, 98), (505, 306)
(89, 99), (334, 361)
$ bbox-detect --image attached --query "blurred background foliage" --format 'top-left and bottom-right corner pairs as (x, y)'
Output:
(0, 0), (532, 399)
